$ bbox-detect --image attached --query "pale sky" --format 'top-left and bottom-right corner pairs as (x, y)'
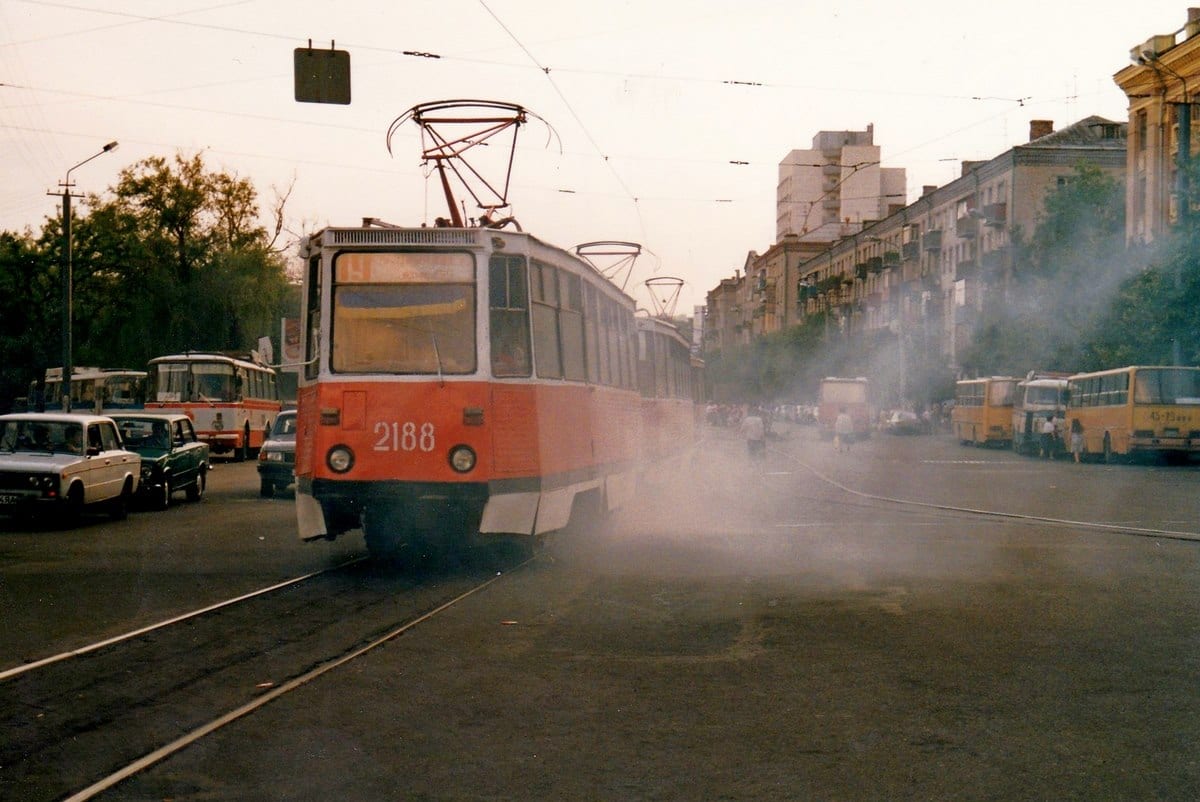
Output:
(0, 1), (1189, 313)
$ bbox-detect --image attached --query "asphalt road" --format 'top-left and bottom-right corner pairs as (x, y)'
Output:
(3, 428), (1200, 800)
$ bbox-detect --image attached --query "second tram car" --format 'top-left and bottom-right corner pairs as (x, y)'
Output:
(294, 223), (700, 557)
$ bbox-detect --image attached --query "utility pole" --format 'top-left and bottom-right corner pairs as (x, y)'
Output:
(49, 141), (118, 411)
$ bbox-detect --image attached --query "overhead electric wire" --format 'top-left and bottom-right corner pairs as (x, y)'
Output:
(476, 0), (648, 242)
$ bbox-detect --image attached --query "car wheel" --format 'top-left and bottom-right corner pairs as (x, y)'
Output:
(155, 476), (171, 511)
(110, 479), (133, 520)
(59, 484), (84, 528)
(260, 476), (275, 498)
(186, 467), (207, 502)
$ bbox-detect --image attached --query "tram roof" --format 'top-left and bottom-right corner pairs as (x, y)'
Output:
(304, 223), (637, 307)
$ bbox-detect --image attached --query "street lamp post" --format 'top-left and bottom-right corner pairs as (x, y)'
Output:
(53, 141), (118, 411)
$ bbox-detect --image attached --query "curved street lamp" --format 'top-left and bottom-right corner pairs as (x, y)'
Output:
(55, 140), (118, 411)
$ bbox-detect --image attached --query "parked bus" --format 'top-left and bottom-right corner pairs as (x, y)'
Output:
(1066, 365), (1200, 462)
(952, 376), (1019, 447)
(34, 367), (146, 414)
(145, 352), (281, 460)
(1012, 372), (1070, 456)
(817, 377), (872, 440)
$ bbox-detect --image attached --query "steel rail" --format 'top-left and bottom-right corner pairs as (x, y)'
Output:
(0, 556), (367, 682)
(63, 564), (523, 802)
(778, 447), (1200, 544)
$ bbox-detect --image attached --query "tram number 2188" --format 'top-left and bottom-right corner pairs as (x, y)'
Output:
(373, 421), (436, 452)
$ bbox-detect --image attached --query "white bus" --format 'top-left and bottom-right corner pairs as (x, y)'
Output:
(1012, 372), (1070, 456)
(35, 367), (147, 414)
(145, 352), (280, 460)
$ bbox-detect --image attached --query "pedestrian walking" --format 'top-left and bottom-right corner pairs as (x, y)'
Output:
(1039, 414), (1056, 459)
(741, 405), (766, 462)
(834, 406), (853, 453)
(1070, 417), (1084, 463)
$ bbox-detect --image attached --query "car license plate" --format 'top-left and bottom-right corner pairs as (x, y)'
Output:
(0, 494), (21, 504)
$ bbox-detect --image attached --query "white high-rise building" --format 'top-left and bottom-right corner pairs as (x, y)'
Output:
(776, 124), (906, 243)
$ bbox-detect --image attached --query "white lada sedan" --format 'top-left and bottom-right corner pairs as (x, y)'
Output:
(0, 413), (141, 524)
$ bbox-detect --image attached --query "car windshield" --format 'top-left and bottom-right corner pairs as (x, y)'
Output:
(272, 415), (297, 438)
(0, 419), (85, 454)
(115, 418), (170, 450)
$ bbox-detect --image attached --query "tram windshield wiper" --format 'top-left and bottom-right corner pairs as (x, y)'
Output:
(431, 332), (445, 386)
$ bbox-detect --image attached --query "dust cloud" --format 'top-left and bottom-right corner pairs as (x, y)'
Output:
(548, 423), (1017, 593)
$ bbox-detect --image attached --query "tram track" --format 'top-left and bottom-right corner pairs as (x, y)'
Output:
(773, 441), (1200, 544)
(1, 548), (531, 802)
(0, 557), (369, 683)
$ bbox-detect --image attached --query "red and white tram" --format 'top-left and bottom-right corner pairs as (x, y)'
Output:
(294, 223), (700, 557)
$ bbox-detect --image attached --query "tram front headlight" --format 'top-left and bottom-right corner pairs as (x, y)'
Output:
(448, 445), (476, 473)
(326, 445), (355, 474)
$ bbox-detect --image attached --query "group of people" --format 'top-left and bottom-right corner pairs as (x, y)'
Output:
(730, 402), (1088, 465)
(1040, 414), (1085, 463)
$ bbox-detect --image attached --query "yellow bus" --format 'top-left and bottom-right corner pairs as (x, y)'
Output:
(1066, 365), (1200, 462)
(951, 376), (1019, 447)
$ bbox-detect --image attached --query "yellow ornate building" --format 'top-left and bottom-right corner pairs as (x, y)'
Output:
(1114, 8), (1200, 244)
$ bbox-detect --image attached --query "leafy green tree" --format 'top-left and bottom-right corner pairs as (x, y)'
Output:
(959, 163), (1129, 375)
(0, 151), (295, 412)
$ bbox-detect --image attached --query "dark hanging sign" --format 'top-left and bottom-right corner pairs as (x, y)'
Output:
(294, 42), (351, 105)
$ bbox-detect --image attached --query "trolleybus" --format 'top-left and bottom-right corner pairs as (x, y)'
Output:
(145, 352), (281, 459)
(1066, 365), (1200, 462)
(952, 376), (1019, 447)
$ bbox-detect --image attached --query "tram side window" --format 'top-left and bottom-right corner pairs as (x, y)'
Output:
(305, 255), (321, 381)
(583, 285), (601, 384)
(531, 261), (562, 379)
(626, 313), (638, 389)
(560, 271), (586, 381)
(636, 331), (653, 398)
(655, 333), (669, 398)
(489, 256), (532, 378)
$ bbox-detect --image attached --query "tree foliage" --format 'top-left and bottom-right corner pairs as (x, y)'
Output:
(958, 163), (1130, 375)
(0, 152), (295, 411)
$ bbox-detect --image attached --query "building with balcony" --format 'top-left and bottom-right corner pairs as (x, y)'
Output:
(775, 125), (907, 244)
(704, 271), (748, 354)
(710, 116), (1126, 403)
(791, 117), (1126, 380)
(1113, 8), (1200, 244)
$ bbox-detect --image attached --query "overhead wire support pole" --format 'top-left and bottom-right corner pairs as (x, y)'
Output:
(49, 140), (118, 411)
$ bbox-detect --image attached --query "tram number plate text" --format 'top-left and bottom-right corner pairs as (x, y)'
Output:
(373, 421), (436, 452)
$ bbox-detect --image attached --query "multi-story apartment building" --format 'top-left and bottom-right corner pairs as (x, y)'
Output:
(775, 125), (907, 243)
(794, 117), (1126, 375)
(704, 271), (748, 354)
(710, 117), (1126, 400)
(1114, 8), (1200, 245)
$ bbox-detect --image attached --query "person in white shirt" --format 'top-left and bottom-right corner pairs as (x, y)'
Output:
(834, 407), (853, 453)
(740, 406), (766, 460)
(1039, 414), (1057, 459)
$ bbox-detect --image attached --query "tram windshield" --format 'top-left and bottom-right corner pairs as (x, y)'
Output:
(331, 252), (477, 374)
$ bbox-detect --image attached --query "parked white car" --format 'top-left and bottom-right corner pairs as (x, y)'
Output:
(0, 413), (141, 523)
